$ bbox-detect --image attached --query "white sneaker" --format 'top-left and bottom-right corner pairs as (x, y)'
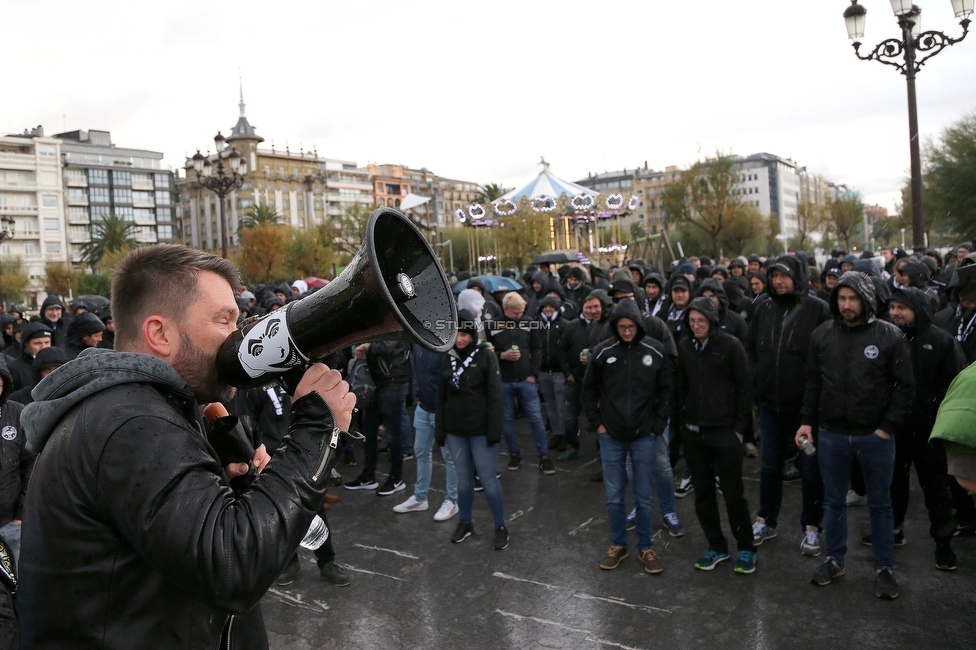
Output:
(393, 495), (429, 513)
(433, 499), (459, 522)
(800, 525), (823, 557)
(846, 489), (865, 506)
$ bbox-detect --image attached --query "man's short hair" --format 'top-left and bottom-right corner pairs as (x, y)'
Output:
(502, 292), (527, 311)
(112, 245), (240, 350)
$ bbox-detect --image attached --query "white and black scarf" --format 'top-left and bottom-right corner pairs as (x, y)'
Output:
(450, 347), (479, 388)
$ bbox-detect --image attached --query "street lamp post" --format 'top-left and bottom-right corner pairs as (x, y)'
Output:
(843, 0), (972, 251)
(185, 132), (248, 258)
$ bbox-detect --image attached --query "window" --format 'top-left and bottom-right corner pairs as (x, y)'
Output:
(155, 191), (170, 205)
(115, 206), (133, 220)
(65, 169), (86, 184)
(131, 173), (153, 189)
(293, 169), (300, 180)
(44, 218), (59, 231)
(45, 242), (61, 254)
(89, 169), (109, 185)
(158, 225), (173, 240)
(132, 191), (154, 205)
(37, 144), (56, 157)
(385, 184), (401, 195)
(20, 195), (36, 207)
(114, 188), (132, 203)
(264, 165), (271, 177)
(154, 173), (171, 189)
(91, 205), (110, 219)
(40, 171), (57, 186)
(238, 197), (254, 209)
(314, 200), (323, 210)
(67, 188), (88, 202)
(68, 207), (88, 221)
(279, 167), (285, 178)
(21, 219), (34, 233)
(0, 245), (8, 256)
(89, 187), (109, 203)
(134, 208), (155, 222)
(112, 170), (131, 186)
(23, 243), (35, 255)
(282, 198), (290, 209)
(156, 207), (172, 222)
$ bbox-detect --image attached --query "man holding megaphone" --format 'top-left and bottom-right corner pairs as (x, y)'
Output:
(16, 246), (357, 649)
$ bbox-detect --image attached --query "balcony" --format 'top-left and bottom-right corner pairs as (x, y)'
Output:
(0, 151), (36, 167)
(0, 205), (38, 215)
(68, 214), (90, 224)
(0, 179), (37, 191)
(131, 179), (154, 191)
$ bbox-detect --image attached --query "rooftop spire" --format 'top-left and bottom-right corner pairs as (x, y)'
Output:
(238, 77), (246, 117)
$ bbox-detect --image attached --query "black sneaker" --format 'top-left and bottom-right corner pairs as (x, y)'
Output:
(343, 449), (357, 466)
(451, 521), (474, 543)
(474, 475), (484, 492)
(493, 525), (509, 550)
(875, 567), (898, 599)
(508, 453), (522, 471)
(953, 522), (976, 537)
(376, 477), (405, 496)
(343, 475), (378, 491)
(402, 452), (415, 461)
(319, 561), (351, 587)
(861, 530), (906, 547)
(811, 557), (845, 586)
(539, 456), (556, 475)
(936, 543), (957, 571)
(675, 474), (693, 497)
(277, 557), (300, 587)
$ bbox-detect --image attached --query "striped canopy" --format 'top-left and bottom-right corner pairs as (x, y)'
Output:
(502, 167), (599, 201)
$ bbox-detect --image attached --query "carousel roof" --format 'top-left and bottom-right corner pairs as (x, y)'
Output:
(502, 161), (599, 201)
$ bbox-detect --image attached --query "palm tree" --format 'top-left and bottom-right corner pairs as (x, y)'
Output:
(239, 202), (282, 233)
(80, 213), (137, 268)
(474, 183), (506, 205)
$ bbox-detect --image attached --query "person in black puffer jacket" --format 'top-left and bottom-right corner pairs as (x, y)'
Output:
(436, 311), (507, 549)
(0, 354), (30, 570)
(798, 271), (914, 598)
(564, 266), (592, 308)
(675, 297), (757, 572)
(697, 279), (748, 343)
(62, 311), (106, 361)
(581, 298), (671, 574)
(747, 254), (830, 552)
(885, 287), (965, 568)
(535, 295), (570, 452)
(8, 347), (67, 406)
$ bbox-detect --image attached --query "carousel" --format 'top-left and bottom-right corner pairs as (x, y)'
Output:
(456, 159), (648, 271)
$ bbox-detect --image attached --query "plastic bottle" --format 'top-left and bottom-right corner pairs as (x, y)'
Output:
(300, 515), (330, 550)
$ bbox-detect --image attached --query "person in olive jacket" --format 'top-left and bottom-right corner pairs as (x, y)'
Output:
(436, 310), (508, 550)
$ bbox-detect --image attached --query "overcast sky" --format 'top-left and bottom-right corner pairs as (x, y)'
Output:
(6, 0), (975, 213)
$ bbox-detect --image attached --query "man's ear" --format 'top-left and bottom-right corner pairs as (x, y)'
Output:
(143, 315), (176, 358)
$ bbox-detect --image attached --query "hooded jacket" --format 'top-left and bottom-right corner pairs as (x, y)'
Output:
(8, 346), (68, 406)
(564, 267), (593, 307)
(889, 287), (966, 429)
(800, 272), (915, 436)
(698, 279), (748, 343)
(0, 355), (29, 529)
(486, 309), (543, 382)
(673, 298), (752, 434)
(36, 295), (68, 348)
(435, 340), (503, 445)
(747, 255), (831, 413)
(536, 296), (569, 373)
(641, 273), (667, 318)
(365, 341), (412, 389)
(8, 323), (54, 392)
(581, 299), (671, 442)
(559, 290), (612, 380)
(18, 348), (339, 649)
(63, 311), (107, 361)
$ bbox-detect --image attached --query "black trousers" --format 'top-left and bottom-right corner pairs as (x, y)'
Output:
(891, 426), (955, 540)
(683, 427), (756, 555)
(563, 376), (583, 450)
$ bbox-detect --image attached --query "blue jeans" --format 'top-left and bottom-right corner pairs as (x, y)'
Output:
(600, 433), (656, 550)
(447, 435), (506, 527)
(655, 426), (676, 517)
(819, 429), (895, 570)
(502, 380), (550, 459)
(363, 382), (409, 482)
(413, 406), (458, 502)
(757, 406), (824, 530)
(537, 371), (566, 438)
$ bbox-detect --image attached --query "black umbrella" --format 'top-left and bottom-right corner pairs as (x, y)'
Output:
(530, 252), (578, 265)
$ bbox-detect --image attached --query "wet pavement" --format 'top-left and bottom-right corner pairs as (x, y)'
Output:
(262, 422), (976, 650)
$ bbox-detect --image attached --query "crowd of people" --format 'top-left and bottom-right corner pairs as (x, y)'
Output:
(2, 241), (976, 647)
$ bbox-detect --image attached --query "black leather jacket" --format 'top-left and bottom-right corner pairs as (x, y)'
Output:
(18, 349), (337, 649)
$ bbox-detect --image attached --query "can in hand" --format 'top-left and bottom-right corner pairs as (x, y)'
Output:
(511, 345), (519, 351)
(582, 348), (591, 362)
(799, 436), (816, 457)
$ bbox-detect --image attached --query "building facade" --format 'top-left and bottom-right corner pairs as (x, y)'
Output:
(731, 153), (801, 236)
(179, 92), (374, 251)
(57, 129), (177, 265)
(577, 164), (677, 235)
(0, 127), (69, 306)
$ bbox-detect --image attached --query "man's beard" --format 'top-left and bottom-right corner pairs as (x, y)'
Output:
(172, 329), (236, 404)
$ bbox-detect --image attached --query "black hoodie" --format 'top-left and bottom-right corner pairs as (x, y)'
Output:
(559, 290), (612, 380)
(800, 272), (914, 436)
(0, 354), (30, 529)
(889, 287), (966, 429)
(698, 279), (748, 343)
(581, 299), (671, 442)
(747, 255), (830, 413)
(673, 297), (752, 434)
(564, 267), (593, 308)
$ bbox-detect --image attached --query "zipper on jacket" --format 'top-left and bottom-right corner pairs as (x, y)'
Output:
(311, 428), (341, 483)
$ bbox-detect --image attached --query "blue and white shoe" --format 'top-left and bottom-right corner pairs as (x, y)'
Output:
(694, 550), (731, 571)
(663, 512), (684, 537)
(752, 517), (777, 546)
(734, 550), (757, 574)
(626, 508), (636, 531)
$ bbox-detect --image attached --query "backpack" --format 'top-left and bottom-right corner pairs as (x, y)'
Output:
(347, 357), (375, 411)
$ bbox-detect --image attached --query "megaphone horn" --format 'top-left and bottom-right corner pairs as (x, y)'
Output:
(216, 208), (458, 389)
